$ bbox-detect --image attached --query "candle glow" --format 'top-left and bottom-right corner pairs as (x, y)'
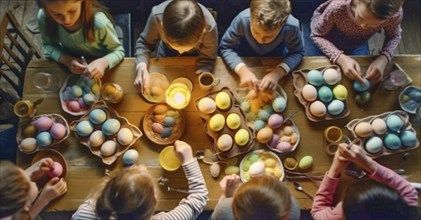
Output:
(165, 82), (191, 109)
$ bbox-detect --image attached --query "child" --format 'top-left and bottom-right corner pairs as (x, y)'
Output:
(72, 140), (208, 219)
(311, 143), (419, 220)
(211, 174), (300, 220)
(219, 0), (304, 91)
(0, 159), (67, 220)
(310, 0), (404, 83)
(134, 0), (218, 92)
(38, 0), (125, 79)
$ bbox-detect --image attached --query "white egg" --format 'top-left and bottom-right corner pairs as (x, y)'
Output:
(20, 138), (37, 153)
(302, 84), (318, 101)
(89, 130), (105, 148)
(117, 128), (134, 146)
(323, 68), (340, 85)
(101, 140), (117, 157)
(248, 161), (266, 177)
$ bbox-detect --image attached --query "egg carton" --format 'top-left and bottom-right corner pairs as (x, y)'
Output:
(195, 87), (255, 160)
(17, 114), (70, 154)
(399, 85), (421, 114)
(142, 103), (185, 145)
(70, 101), (142, 165)
(346, 110), (419, 158)
(239, 149), (284, 182)
(141, 72), (170, 103)
(292, 65), (350, 122)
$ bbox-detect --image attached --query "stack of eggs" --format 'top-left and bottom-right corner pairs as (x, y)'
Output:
(61, 75), (100, 113)
(353, 113), (418, 154)
(143, 73), (170, 101)
(149, 104), (182, 140)
(302, 68), (348, 118)
(197, 90), (251, 153)
(19, 115), (69, 153)
(240, 150), (283, 182)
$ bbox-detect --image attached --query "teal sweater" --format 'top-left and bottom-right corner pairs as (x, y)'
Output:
(38, 10), (125, 69)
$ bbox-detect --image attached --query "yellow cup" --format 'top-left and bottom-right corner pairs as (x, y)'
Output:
(159, 146), (181, 171)
(13, 98), (43, 118)
(324, 126), (343, 143)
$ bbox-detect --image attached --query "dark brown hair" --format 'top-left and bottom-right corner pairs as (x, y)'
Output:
(362, 0), (405, 20)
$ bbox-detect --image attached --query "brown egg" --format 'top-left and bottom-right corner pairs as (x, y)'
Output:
(354, 122), (373, 138)
(23, 124), (37, 138)
(153, 105), (168, 114)
(256, 127), (273, 144)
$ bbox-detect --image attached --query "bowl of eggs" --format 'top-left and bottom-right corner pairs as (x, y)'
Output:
(59, 74), (101, 116)
(142, 72), (170, 103)
(240, 149), (284, 182)
(293, 65), (350, 122)
(143, 103), (185, 145)
(32, 149), (68, 180)
(346, 110), (418, 158)
(399, 86), (421, 114)
(17, 114), (70, 154)
(195, 87), (255, 160)
(70, 101), (142, 165)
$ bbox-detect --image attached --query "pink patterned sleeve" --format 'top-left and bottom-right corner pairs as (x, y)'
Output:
(379, 9), (403, 62)
(311, 174), (344, 220)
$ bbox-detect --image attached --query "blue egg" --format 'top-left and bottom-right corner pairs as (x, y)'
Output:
(318, 86), (333, 103)
(272, 97), (286, 113)
(263, 105), (274, 114)
(307, 70), (324, 86)
(402, 100), (418, 112)
(258, 110), (270, 121)
(327, 100), (345, 116)
(161, 127), (172, 138)
(36, 131), (53, 147)
(163, 116), (176, 127)
(83, 93), (96, 106)
(352, 80), (371, 92)
(102, 119), (121, 136)
(76, 120), (94, 137)
(408, 89), (421, 102)
(384, 133), (401, 150)
(400, 130), (417, 148)
(89, 109), (107, 125)
(364, 136), (383, 154)
(253, 120), (266, 132)
(386, 114), (404, 132)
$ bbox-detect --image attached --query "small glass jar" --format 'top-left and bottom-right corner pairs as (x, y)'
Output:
(101, 83), (124, 104)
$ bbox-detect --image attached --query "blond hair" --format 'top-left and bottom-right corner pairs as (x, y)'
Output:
(361, 0), (404, 20)
(250, 0), (291, 31)
(163, 0), (205, 46)
(232, 175), (291, 220)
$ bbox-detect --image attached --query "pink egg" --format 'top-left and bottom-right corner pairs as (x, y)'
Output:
(151, 123), (164, 133)
(50, 123), (66, 140)
(78, 97), (86, 109)
(67, 101), (80, 112)
(48, 162), (63, 178)
(35, 116), (54, 131)
(268, 114), (284, 129)
(276, 141), (292, 153)
(268, 134), (280, 148)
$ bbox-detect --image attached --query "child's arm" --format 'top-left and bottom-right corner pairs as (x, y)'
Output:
(195, 24), (218, 74)
(29, 177), (67, 219)
(25, 158), (54, 181)
(95, 16), (125, 70)
(134, 11), (161, 69)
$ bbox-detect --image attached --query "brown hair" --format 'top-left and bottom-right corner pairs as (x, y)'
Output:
(361, 0), (404, 20)
(250, 0), (291, 31)
(232, 175), (291, 220)
(95, 167), (156, 220)
(163, 0), (205, 46)
(0, 160), (31, 218)
(40, 0), (113, 42)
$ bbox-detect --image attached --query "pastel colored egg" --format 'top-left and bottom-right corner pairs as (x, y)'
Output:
(298, 156), (313, 170)
(89, 109), (107, 125)
(384, 133), (401, 151)
(276, 141), (292, 153)
(364, 136), (384, 154)
(282, 126), (294, 136)
(333, 84), (348, 100)
(309, 101), (327, 117)
(151, 123), (164, 133)
(123, 149), (139, 165)
(215, 92), (231, 110)
(91, 83), (100, 95)
(225, 166), (240, 175)
(83, 93), (96, 106)
(408, 89), (421, 102)
(400, 130), (417, 148)
(258, 110), (271, 122)
(71, 85), (83, 97)
(50, 123), (66, 140)
(386, 114), (404, 132)
(256, 127), (273, 144)
(268, 114), (284, 129)
(352, 79), (371, 92)
(89, 130), (105, 148)
(241, 101), (251, 113)
(217, 134), (233, 152)
(163, 117), (176, 127)
(101, 140), (117, 157)
(327, 100), (345, 116)
(161, 127), (172, 138)
(318, 86), (333, 103)
(67, 100), (81, 112)
(102, 119), (121, 136)
(268, 134), (280, 148)
(307, 70), (324, 86)
(20, 138), (37, 153)
(210, 163), (221, 178)
(35, 116), (54, 131)
(302, 84), (318, 102)
(150, 86), (164, 97)
(117, 128), (134, 146)
(198, 97), (217, 114)
(323, 68), (340, 85)
(253, 120), (266, 132)
(36, 131), (53, 147)
(272, 97), (287, 113)
(248, 161), (266, 177)
(371, 118), (387, 135)
(209, 114), (225, 131)
(235, 129), (250, 146)
(48, 162), (63, 178)
(153, 105), (168, 114)
(354, 122), (373, 138)
(76, 120), (94, 137)
(226, 113), (241, 130)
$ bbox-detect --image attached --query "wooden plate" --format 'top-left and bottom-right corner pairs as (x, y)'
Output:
(31, 149), (68, 190)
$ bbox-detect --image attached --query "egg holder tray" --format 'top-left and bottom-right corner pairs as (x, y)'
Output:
(141, 72), (170, 103)
(239, 149), (285, 183)
(17, 114), (70, 154)
(399, 85), (421, 114)
(292, 65), (350, 122)
(32, 149), (68, 188)
(233, 85), (301, 155)
(70, 101), (142, 165)
(194, 87), (255, 160)
(142, 103), (186, 145)
(345, 110), (419, 158)
(59, 74), (101, 116)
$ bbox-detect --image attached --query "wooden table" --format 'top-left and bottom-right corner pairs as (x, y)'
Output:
(17, 56), (421, 212)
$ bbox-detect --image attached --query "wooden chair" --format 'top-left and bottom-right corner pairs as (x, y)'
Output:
(0, 10), (42, 125)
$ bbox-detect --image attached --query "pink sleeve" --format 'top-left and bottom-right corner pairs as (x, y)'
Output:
(370, 161), (418, 206)
(311, 174), (344, 220)
(379, 9), (403, 62)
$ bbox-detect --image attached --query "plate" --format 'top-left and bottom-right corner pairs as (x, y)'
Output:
(292, 65), (350, 122)
(239, 149), (284, 182)
(143, 103), (185, 145)
(59, 74), (101, 116)
(266, 119), (300, 155)
(399, 85), (421, 114)
(70, 101), (142, 165)
(17, 114), (70, 154)
(141, 72), (170, 103)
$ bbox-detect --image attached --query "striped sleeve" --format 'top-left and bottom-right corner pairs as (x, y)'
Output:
(71, 199), (99, 220)
(151, 159), (209, 220)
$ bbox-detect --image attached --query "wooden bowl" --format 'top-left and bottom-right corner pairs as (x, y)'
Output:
(141, 72), (170, 103)
(70, 101), (142, 165)
(143, 103), (185, 145)
(292, 65), (350, 122)
(17, 114), (70, 154)
(32, 149), (68, 180)
(239, 149), (284, 182)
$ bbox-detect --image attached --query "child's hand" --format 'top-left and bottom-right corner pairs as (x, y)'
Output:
(173, 140), (194, 165)
(366, 55), (388, 83)
(61, 56), (86, 74)
(219, 174), (241, 198)
(260, 66), (285, 91)
(238, 66), (259, 89)
(87, 58), (109, 79)
(26, 158), (54, 181)
(336, 54), (365, 83)
(38, 177), (67, 202)
(338, 143), (376, 174)
(327, 144), (349, 178)
(134, 62), (150, 93)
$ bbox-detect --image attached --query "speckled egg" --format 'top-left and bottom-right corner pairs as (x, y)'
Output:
(327, 100), (345, 116)
(318, 86), (333, 103)
(35, 116), (54, 131)
(307, 70), (324, 86)
(386, 114), (404, 132)
(217, 134), (233, 152)
(371, 118), (387, 135)
(309, 101), (327, 117)
(253, 120), (266, 132)
(123, 149), (139, 165)
(353, 79), (371, 92)
(151, 123), (164, 134)
(50, 123), (66, 140)
(20, 138), (37, 153)
(364, 136), (384, 154)
(36, 131), (53, 147)
(101, 140), (117, 156)
(76, 120), (94, 137)
(302, 84), (318, 102)
(276, 141), (292, 153)
(333, 84), (348, 100)
(226, 113), (241, 130)
(256, 127), (273, 144)
(354, 122), (373, 138)
(272, 97), (286, 113)
(102, 119), (121, 136)
(248, 161), (266, 177)
(268, 114), (284, 129)
(163, 117), (176, 127)
(235, 129), (250, 146)
(384, 133), (401, 150)
(89, 130), (105, 147)
(209, 114), (225, 131)
(400, 130), (417, 148)
(198, 97), (217, 114)
(89, 109), (107, 125)
(215, 92), (231, 110)
(117, 128), (134, 146)
(298, 156), (313, 170)
(323, 68), (340, 85)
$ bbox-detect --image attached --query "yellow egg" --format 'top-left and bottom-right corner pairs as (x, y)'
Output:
(150, 86), (164, 97)
(235, 129), (250, 146)
(333, 84), (348, 100)
(215, 92), (231, 110)
(264, 158), (277, 168)
(309, 101), (327, 117)
(282, 126), (294, 136)
(153, 105), (168, 114)
(354, 122), (373, 137)
(91, 83), (100, 95)
(198, 97), (217, 114)
(209, 114), (225, 131)
(226, 113), (241, 130)
(217, 134), (233, 152)
(256, 127), (274, 144)
(302, 84), (318, 101)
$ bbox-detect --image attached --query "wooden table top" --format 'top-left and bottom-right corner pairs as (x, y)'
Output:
(17, 56), (421, 211)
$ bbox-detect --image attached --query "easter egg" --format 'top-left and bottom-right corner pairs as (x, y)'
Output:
(327, 100), (345, 116)
(268, 114), (284, 129)
(153, 105), (168, 114)
(48, 162), (63, 178)
(161, 127), (172, 138)
(23, 124), (37, 138)
(268, 134), (280, 148)
(298, 156), (313, 170)
(83, 93), (96, 106)
(226, 113), (241, 130)
(101, 140), (117, 156)
(209, 114), (225, 131)
(198, 97), (217, 114)
(72, 85), (83, 97)
(364, 136), (384, 154)
(50, 123), (66, 140)
(307, 70), (324, 86)
(256, 127), (273, 144)
(89, 130), (105, 147)
(117, 128), (134, 146)
(386, 114), (404, 132)
(276, 141), (292, 153)
(253, 120), (266, 132)
(89, 109), (107, 125)
(355, 91), (371, 104)
(258, 110), (270, 122)
(68, 100), (81, 112)
(241, 101), (251, 113)
(20, 138), (37, 153)
(302, 84), (318, 102)
(333, 84), (348, 100)
(123, 149), (139, 165)
(36, 131), (53, 147)
(309, 101), (327, 117)
(35, 116), (54, 131)
(353, 79), (371, 92)
(151, 123), (164, 133)
(76, 120), (94, 137)
(102, 119), (121, 136)
(371, 118), (387, 135)
(400, 130), (417, 148)
(210, 163), (221, 178)
(248, 161), (265, 177)
(272, 97), (286, 113)
(323, 68), (340, 85)
(217, 134), (233, 152)
(215, 92), (231, 110)
(384, 133), (401, 151)
(235, 129), (250, 146)
(354, 122), (373, 138)
(163, 117), (176, 127)
(318, 86), (333, 103)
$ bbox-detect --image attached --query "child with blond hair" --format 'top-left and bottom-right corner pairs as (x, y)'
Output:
(219, 0), (304, 91)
